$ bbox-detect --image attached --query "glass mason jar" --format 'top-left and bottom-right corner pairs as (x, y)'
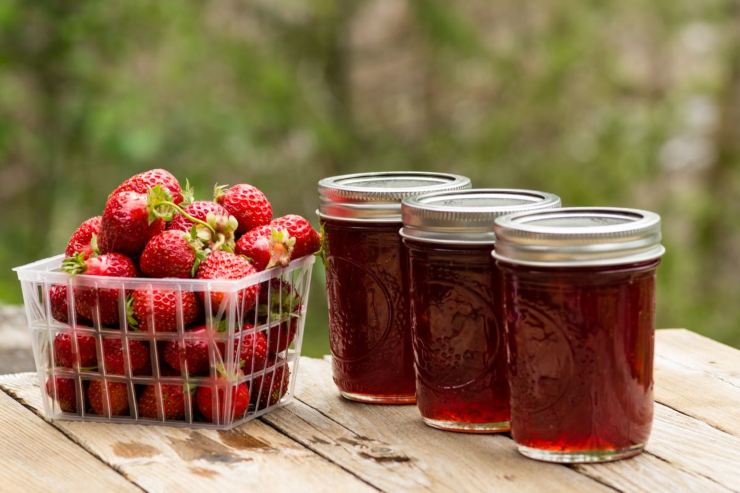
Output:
(400, 189), (561, 432)
(318, 172), (471, 404)
(493, 207), (665, 463)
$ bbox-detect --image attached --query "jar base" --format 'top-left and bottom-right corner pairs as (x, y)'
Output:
(340, 391), (416, 405)
(422, 417), (510, 434)
(517, 443), (644, 463)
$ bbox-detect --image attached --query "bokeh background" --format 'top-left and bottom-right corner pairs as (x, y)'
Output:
(1, 0), (739, 357)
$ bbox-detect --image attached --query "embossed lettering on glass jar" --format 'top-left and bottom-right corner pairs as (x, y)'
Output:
(401, 189), (560, 432)
(493, 207), (665, 463)
(318, 172), (471, 404)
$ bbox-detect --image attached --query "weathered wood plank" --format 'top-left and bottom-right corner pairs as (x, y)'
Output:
(574, 398), (740, 493)
(645, 404), (740, 490)
(575, 452), (731, 493)
(270, 357), (614, 493)
(657, 329), (740, 385)
(0, 373), (376, 493)
(655, 331), (740, 438)
(0, 388), (139, 493)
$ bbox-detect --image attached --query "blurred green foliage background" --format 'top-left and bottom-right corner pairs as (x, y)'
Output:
(1, 0), (739, 355)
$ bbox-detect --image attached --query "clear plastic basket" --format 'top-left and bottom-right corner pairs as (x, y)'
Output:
(13, 254), (314, 429)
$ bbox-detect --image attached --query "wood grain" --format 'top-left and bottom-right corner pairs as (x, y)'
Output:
(0, 373), (375, 493)
(267, 357), (613, 493)
(655, 330), (740, 438)
(1, 329), (738, 493)
(0, 389), (138, 493)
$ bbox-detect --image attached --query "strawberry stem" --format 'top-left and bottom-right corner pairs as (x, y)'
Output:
(147, 185), (216, 234)
(61, 253), (87, 275)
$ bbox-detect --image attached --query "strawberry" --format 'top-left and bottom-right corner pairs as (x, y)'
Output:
(138, 383), (188, 420)
(99, 191), (165, 257)
(234, 225), (294, 271)
(65, 216), (102, 259)
(88, 380), (130, 416)
(140, 230), (202, 278)
(271, 215), (320, 260)
(196, 378), (250, 423)
(49, 285), (71, 323)
(150, 193), (238, 254)
(214, 183), (272, 234)
(256, 279), (302, 353)
(163, 325), (212, 376)
(129, 289), (201, 333)
(267, 319), (298, 354)
(45, 376), (78, 413)
(253, 357), (290, 408)
(62, 253), (138, 326)
(168, 200), (230, 232)
(196, 251), (260, 311)
(101, 337), (151, 375)
(232, 329), (269, 373)
(110, 168), (184, 205)
(53, 330), (98, 369)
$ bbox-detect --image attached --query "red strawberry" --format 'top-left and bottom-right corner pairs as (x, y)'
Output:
(49, 285), (71, 323)
(46, 376), (78, 413)
(256, 279), (302, 353)
(99, 191), (166, 257)
(271, 215), (320, 260)
(235, 225), (294, 271)
(196, 251), (260, 311)
(65, 216), (102, 259)
(129, 289), (201, 333)
(214, 184), (272, 234)
(267, 319), (298, 354)
(88, 380), (130, 416)
(169, 200), (230, 232)
(62, 253), (138, 326)
(101, 337), (150, 375)
(110, 168), (184, 204)
(253, 357), (290, 408)
(140, 230), (201, 278)
(231, 329), (269, 373)
(53, 330), (98, 369)
(196, 378), (250, 423)
(163, 325), (212, 375)
(138, 383), (188, 420)
(150, 194), (238, 253)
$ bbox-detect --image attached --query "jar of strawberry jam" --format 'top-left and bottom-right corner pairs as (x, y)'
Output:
(493, 207), (665, 462)
(400, 189), (560, 432)
(318, 172), (471, 404)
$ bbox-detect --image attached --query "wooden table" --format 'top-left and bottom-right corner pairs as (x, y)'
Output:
(1, 329), (738, 493)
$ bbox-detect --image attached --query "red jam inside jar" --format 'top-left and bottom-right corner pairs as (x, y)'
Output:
(493, 207), (665, 462)
(318, 172), (471, 404)
(401, 189), (560, 431)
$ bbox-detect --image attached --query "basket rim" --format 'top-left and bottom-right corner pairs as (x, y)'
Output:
(13, 253), (316, 290)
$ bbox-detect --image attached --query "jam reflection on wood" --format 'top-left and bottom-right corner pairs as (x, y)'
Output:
(406, 241), (510, 430)
(322, 219), (416, 401)
(501, 260), (658, 453)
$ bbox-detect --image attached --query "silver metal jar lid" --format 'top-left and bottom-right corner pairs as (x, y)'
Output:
(400, 189), (561, 245)
(317, 171), (471, 222)
(492, 207), (666, 267)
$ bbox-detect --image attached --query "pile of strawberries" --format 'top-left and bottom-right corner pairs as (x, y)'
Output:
(45, 169), (320, 424)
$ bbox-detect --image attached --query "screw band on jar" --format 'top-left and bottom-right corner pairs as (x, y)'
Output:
(318, 171), (471, 222)
(400, 188), (561, 245)
(492, 207), (665, 267)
